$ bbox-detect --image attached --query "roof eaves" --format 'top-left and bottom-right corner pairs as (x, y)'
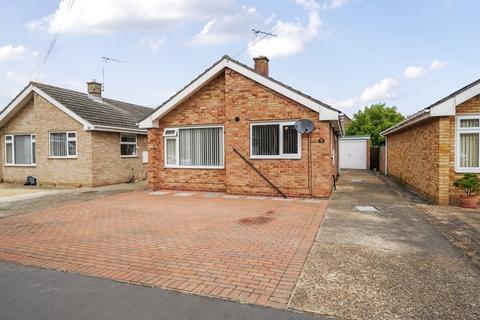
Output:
(380, 109), (430, 136)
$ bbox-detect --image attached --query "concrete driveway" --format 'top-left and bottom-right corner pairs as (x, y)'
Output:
(290, 170), (480, 319)
(0, 191), (326, 309)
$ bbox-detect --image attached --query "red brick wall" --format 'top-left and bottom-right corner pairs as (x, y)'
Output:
(148, 69), (336, 197)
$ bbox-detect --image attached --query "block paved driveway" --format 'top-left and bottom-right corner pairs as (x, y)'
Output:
(0, 191), (326, 309)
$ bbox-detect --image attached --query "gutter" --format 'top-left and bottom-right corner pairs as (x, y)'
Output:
(381, 109), (430, 136)
(87, 125), (148, 134)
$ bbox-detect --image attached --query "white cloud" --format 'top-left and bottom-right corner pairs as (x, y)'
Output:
(140, 36), (166, 51)
(26, 0), (234, 34)
(323, 0), (349, 10)
(190, 6), (263, 45)
(430, 59), (447, 71)
(330, 58), (446, 110)
(0, 45), (38, 61)
(360, 78), (398, 102)
(404, 66), (426, 79)
(327, 77), (398, 110)
(403, 59), (447, 79)
(6, 70), (47, 85)
(327, 97), (356, 109)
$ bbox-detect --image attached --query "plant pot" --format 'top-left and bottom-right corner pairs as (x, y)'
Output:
(459, 195), (479, 209)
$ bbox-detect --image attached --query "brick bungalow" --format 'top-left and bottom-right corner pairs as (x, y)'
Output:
(381, 78), (480, 205)
(0, 81), (153, 187)
(139, 55), (345, 198)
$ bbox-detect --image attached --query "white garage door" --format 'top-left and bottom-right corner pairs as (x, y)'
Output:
(339, 139), (367, 169)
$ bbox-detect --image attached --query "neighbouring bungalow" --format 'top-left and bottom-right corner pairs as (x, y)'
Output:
(139, 55), (346, 198)
(381, 78), (480, 205)
(0, 81), (153, 187)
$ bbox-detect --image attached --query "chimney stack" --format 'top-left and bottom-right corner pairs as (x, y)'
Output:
(253, 56), (269, 76)
(87, 80), (102, 98)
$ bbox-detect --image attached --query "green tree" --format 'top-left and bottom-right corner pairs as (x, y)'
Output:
(345, 103), (405, 145)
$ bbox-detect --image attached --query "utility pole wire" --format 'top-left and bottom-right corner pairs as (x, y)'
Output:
(35, 0), (76, 81)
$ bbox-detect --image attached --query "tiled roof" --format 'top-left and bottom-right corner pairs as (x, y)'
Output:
(152, 55), (340, 114)
(32, 82), (153, 130)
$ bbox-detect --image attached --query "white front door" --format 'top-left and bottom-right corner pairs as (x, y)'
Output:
(339, 140), (367, 169)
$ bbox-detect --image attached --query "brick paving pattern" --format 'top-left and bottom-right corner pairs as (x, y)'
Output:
(0, 192), (326, 309)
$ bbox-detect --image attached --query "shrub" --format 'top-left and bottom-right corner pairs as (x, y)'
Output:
(453, 173), (480, 196)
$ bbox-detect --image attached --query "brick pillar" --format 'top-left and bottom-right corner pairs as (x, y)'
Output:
(438, 117), (450, 205)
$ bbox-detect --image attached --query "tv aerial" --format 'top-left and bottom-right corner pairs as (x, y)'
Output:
(294, 119), (315, 134)
(101, 55), (126, 92)
(252, 29), (278, 38)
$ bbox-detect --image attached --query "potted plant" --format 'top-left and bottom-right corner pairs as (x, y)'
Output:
(453, 173), (480, 208)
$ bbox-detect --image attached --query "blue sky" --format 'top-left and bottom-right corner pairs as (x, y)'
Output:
(0, 0), (479, 117)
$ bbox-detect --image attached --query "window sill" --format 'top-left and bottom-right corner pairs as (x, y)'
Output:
(250, 155), (301, 160)
(48, 156), (77, 159)
(4, 164), (36, 167)
(164, 165), (224, 170)
(121, 155), (138, 158)
(455, 167), (480, 174)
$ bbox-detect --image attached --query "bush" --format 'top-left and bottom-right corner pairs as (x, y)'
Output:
(453, 173), (480, 196)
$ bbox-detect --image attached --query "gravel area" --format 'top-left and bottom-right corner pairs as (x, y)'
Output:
(291, 243), (480, 319)
(290, 170), (480, 319)
(415, 204), (480, 268)
(0, 182), (147, 218)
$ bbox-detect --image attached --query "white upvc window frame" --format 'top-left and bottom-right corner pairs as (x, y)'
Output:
(249, 121), (302, 160)
(4, 133), (36, 167)
(49, 131), (77, 159)
(455, 114), (480, 173)
(120, 133), (138, 157)
(163, 125), (225, 169)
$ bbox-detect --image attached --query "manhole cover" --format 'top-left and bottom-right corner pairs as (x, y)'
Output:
(173, 192), (195, 197)
(355, 206), (378, 212)
(150, 191), (169, 196)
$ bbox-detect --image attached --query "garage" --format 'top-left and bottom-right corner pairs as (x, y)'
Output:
(339, 136), (370, 169)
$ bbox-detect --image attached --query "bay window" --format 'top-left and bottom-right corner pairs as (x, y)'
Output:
(164, 126), (224, 168)
(456, 115), (480, 172)
(50, 131), (77, 158)
(250, 121), (301, 159)
(5, 134), (36, 166)
(120, 134), (137, 156)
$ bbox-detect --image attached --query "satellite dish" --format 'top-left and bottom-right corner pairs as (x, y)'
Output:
(294, 119), (315, 134)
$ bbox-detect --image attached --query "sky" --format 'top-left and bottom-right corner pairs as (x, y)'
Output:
(0, 0), (479, 117)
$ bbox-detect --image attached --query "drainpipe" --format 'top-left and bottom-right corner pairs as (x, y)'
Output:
(385, 136), (388, 175)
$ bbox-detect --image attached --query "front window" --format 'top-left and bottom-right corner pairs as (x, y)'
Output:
(5, 134), (36, 165)
(250, 121), (301, 159)
(164, 126), (224, 168)
(457, 116), (480, 172)
(120, 134), (137, 156)
(50, 131), (77, 157)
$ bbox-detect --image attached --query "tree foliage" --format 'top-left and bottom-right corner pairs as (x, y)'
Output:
(345, 103), (405, 145)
